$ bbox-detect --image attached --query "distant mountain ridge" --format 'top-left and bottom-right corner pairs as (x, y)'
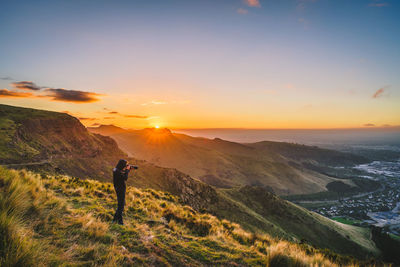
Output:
(89, 124), (369, 195)
(0, 105), (382, 259)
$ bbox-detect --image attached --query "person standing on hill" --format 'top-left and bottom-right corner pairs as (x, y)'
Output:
(112, 159), (133, 225)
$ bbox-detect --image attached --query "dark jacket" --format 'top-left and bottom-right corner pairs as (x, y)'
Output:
(113, 168), (129, 188)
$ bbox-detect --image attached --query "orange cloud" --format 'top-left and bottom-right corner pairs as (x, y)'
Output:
(244, 0), (261, 7)
(0, 89), (33, 98)
(124, 114), (148, 119)
(78, 117), (96, 121)
(102, 109), (148, 119)
(141, 100), (168, 106)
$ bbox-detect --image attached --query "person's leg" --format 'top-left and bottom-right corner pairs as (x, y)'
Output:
(117, 187), (126, 225)
(114, 185), (123, 223)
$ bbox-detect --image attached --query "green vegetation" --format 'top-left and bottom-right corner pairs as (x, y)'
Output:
(212, 186), (380, 260)
(1, 166), (371, 266)
(331, 217), (363, 226)
(0, 104), (68, 162)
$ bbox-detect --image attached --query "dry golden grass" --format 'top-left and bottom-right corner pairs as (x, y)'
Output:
(0, 167), (386, 266)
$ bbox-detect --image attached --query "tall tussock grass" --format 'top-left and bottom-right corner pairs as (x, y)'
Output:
(0, 167), (384, 266)
(0, 168), (44, 266)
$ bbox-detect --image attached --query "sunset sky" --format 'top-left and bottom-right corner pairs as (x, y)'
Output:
(0, 0), (399, 129)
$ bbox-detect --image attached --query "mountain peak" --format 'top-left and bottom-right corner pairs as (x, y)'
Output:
(93, 124), (123, 130)
(143, 127), (172, 134)
(88, 124), (127, 135)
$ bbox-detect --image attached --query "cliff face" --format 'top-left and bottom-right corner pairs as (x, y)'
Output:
(15, 116), (120, 159)
(0, 105), (125, 181)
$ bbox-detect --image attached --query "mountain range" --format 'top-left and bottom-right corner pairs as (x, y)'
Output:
(89, 125), (369, 195)
(0, 104), (391, 261)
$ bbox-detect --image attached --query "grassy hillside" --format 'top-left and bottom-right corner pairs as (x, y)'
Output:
(90, 126), (352, 195)
(0, 105), (384, 262)
(1, 167), (374, 266)
(0, 104), (127, 181)
(213, 186), (378, 258)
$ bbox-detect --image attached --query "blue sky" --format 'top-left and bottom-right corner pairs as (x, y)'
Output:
(0, 0), (399, 128)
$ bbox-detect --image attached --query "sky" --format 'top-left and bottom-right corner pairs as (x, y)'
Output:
(0, 0), (399, 129)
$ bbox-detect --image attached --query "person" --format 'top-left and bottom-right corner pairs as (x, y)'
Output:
(112, 159), (133, 225)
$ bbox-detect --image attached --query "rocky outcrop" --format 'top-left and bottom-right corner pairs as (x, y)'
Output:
(157, 168), (219, 211)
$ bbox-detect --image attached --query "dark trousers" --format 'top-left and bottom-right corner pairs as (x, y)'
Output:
(113, 184), (126, 224)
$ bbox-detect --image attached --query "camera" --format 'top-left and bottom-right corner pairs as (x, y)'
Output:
(128, 164), (138, 170)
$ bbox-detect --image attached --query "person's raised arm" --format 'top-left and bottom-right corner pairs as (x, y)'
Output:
(123, 166), (130, 181)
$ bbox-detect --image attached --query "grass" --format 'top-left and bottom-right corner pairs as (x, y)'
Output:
(331, 217), (364, 226)
(215, 186), (380, 261)
(0, 166), (370, 266)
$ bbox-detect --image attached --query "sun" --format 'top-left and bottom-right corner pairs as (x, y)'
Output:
(155, 125), (160, 129)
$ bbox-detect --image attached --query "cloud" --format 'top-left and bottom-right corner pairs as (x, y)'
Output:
(244, 0), (261, 7)
(145, 116), (160, 120)
(0, 89), (33, 98)
(368, 1), (389, 7)
(372, 85), (390, 98)
(102, 109), (148, 119)
(103, 117), (115, 119)
(237, 8), (249, 14)
(0, 76), (13, 81)
(45, 88), (101, 103)
(363, 123), (375, 127)
(91, 123), (101, 126)
(11, 81), (42, 91)
(6, 80), (103, 103)
(123, 114), (148, 119)
(78, 117), (96, 121)
(141, 100), (168, 106)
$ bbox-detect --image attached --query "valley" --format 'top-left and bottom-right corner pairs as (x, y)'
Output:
(1, 104), (400, 264)
(291, 159), (400, 236)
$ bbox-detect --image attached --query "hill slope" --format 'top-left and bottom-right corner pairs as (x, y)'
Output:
(0, 104), (126, 181)
(89, 126), (367, 195)
(0, 167), (372, 266)
(0, 105), (381, 260)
